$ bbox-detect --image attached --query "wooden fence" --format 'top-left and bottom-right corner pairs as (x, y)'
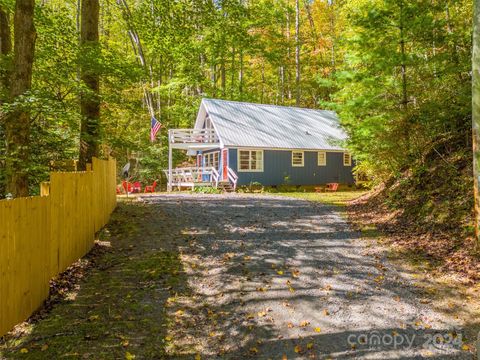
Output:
(0, 157), (117, 336)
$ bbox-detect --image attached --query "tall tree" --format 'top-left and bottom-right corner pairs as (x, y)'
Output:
(3, 0), (36, 197)
(473, 0), (480, 247)
(78, 0), (100, 171)
(295, 0), (300, 105)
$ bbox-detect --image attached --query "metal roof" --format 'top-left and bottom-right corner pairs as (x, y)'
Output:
(200, 98), (347, 151)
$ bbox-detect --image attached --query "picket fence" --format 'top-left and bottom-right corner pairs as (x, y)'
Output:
(0, 157), (117, 336)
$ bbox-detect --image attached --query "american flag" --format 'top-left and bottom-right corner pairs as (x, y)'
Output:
(150, 116), (161, 142)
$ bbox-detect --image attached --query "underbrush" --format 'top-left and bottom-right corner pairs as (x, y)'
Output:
(349, 148), (479, 283)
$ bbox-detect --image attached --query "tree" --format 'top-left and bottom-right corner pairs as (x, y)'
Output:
(295, 0), (300, 105)
(473, 0), (480, 247)
(3, 0), (36, 197)
(78, 0), (100, 171)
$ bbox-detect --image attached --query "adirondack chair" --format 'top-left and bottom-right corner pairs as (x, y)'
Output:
(325, 183), (339, 192)
(144, 180), (157, 193)
(122, 180), (133, 194)
(132, 181), (142, 193)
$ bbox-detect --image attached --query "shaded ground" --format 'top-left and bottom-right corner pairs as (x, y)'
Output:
(0, 194), (476, 359)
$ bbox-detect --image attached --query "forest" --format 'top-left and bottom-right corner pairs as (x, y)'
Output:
(0, 0), (474, 234)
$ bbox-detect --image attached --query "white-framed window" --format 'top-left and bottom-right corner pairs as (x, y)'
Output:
(238, 149), (264, 172)
(292, 151), (304, 167)
(343, 152), (352, 166)
(318, 151), (327, 166)
(204, 152), (219, 168)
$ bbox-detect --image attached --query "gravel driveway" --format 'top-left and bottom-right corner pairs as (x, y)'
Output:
(2, 193), (472, 359)
(142, 194), (471, 359)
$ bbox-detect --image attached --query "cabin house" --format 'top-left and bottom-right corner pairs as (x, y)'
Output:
(167, 98), (355, 191)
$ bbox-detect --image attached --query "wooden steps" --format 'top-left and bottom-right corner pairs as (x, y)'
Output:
(218, 181), (235, 192)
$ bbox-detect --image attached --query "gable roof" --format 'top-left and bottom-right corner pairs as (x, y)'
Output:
(197, 98), (346, 151)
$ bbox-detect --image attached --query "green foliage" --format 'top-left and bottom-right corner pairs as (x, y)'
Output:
(192, 186), (222, 194)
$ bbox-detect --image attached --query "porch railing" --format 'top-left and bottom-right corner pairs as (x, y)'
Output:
(164, 167), (219, 188)
(169, 129), (219, 144)
(226, 166), (238, 191)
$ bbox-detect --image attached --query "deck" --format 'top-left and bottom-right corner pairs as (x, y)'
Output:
(163, 166), (238, 191)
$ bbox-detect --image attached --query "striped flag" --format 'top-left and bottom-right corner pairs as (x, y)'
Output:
(150, 116), (161, 142)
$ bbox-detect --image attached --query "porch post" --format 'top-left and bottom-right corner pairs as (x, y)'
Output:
(168, 138), (172, 192)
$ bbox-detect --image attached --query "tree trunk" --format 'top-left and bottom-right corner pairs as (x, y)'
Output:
(0, 6), (12, 94)
(286, 6), (291, 100)
(78, 0), (100, 171)
(472, 0), (480, 248)
(399, 1), (407, 110)
(4, 0), (36, 197)
(295, 0), (300, 106)
(239, 48), (243, 99)
(329, 0), (336, 71)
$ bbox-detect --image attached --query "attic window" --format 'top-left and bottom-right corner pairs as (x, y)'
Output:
(343, 152), (352, 166)
(292, 151), (304, 167)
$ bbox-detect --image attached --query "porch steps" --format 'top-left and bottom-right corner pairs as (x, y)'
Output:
(218, 181), (235, 193)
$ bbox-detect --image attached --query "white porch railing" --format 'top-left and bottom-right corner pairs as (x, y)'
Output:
(169, 129), (219, 144)
(226, 166), (238, 191)
(164, 166), (239, 191)
(164, 167), (220, 189)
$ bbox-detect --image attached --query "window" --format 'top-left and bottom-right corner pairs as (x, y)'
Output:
(238, 149), (263, 172)
(204, 152), (219, 168)
(343, 152), (352, 166)
(292, 151), (304, 167)
(318, 151), (327, 166)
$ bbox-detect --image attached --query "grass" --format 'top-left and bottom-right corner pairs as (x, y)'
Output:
(268, 190), (367, 206)
(0, 203), (187, 360)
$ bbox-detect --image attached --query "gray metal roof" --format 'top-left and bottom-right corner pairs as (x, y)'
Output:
(201, 98), (346, 151)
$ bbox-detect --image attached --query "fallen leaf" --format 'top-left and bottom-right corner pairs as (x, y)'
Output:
(165, 336), (173, 341)
(294, 345), (303, 354)
(258, 311), (267, 317)
(300, 320), (310, 327)
(122, 340), (129, 347)
(89, 315), (100, 321)
(287, 322), (294, 328)
(249, 347), (259, 354)
(125, 352), (136, 360)
(306, 342), (314, 350)
(323, 309), (330, 316)
(314, 327), (321, 333)
(20, 348), (28, 354)
(175, 309), (184, 316)
(195, 354), (201, 360)
(277, 270), (284, 275)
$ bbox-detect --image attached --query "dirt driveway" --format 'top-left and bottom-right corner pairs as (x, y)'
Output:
(0, 194), (474, 359)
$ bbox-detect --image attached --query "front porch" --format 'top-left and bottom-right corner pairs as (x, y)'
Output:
(167, 129), (238, 192)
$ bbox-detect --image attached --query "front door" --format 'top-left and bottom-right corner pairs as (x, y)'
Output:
(222, 149), (228, 181)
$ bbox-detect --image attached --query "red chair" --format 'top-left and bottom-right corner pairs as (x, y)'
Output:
(144, 180), (157, 193)
(133, 181), (142, 193)
(325, 183), (339, 192)
(122, 180), (133, 194)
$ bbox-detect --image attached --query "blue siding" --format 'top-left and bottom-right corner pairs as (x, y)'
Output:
(228, 148), (355, 186)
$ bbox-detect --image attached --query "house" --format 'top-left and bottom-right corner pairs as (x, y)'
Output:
(167, 98), (355, 191)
